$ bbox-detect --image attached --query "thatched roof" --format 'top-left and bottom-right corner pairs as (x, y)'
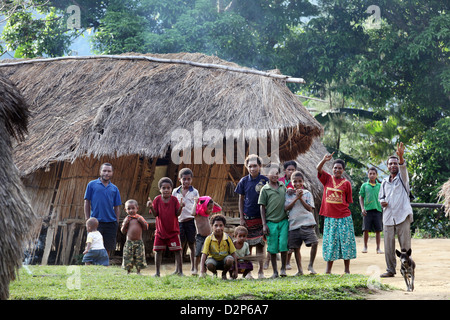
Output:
(0, 75), (29, 141)
(0, 52), (322, 176)
(0, 75), (36, 299)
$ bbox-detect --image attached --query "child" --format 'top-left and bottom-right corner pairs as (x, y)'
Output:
(359, 167), (383, 254)
(191, 196), (221, 275)
(82, 217), (109, 266)
(230, 226), (253, 279)
(172, 168), (200, 275)
(284, 171), (318, 275)
(147, 177), (184, 277)
(258, 165), (289, 278)
(279, 160), (297, 269)
(279, 160), (297, 189)
(234, 154), (269, 279)
(317, 153), (357, 274)
(200, 214), (238, 280)
(120, 199), (149, 274)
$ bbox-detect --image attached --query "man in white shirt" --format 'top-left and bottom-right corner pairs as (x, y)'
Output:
(379, 142), (413, 277)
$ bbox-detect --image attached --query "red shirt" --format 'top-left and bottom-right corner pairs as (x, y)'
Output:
(318, 171), (353, 218)
(152, 195), (180, 239)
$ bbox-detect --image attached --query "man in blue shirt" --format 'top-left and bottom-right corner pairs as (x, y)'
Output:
(84, 163), (122, 257)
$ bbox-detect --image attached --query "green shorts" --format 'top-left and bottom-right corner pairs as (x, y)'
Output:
(266, 219), (289, 254)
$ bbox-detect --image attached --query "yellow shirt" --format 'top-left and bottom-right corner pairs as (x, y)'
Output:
(202, 232), (236, 261)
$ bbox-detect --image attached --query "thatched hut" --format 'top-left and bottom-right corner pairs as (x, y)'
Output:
(0, 52), (323, 265)
(0, 75), (36, 299)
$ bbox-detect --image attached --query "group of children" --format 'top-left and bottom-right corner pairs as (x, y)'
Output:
(82, 153), (383, 278)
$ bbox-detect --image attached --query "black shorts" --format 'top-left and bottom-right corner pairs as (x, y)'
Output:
(97, 221), (118, 252)
(362, 209), (383, 232)
(179, 219), (196, 244)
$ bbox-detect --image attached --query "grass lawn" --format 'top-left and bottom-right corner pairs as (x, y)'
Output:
(9, 265), (390, 300)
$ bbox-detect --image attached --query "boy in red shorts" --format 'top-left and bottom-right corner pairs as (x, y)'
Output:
(147, 177), (184, 276)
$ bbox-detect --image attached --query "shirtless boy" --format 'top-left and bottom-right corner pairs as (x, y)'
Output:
(121, 199), (149, 274)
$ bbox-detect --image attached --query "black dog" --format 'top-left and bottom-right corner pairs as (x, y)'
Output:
(396, 248), (415, 292)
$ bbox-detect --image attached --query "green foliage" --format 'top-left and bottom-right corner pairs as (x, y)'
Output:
(281, 0), (449, 135)
(412, 208), (449, 238)
(90, 0), (318, 69)
(409, 117), (450, 203)
(1, 3), (81, 57)
(10, 265), (383, 300)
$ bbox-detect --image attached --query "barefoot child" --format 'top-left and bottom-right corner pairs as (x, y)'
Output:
(284, 171), (318, 275)
(121, 199), (148, 274)
(280, 161), (297, 269)
(147, 177), (184, 276)
(173, 168), (199, 275)
(230, 226), (254, 279)
(258, 165), (289, 278)
(82, 217), (109, 266)
(359, 167), (383, 254)
(191, 196), (221, 275)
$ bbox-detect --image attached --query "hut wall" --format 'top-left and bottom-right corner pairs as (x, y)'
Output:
(23, 155), (158, 265)
(169, 162), (230, 209)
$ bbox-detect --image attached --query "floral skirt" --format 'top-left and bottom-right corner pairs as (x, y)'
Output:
(322, 216), (357, 261)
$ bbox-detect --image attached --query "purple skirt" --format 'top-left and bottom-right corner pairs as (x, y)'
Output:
(232, 261), (253, 273)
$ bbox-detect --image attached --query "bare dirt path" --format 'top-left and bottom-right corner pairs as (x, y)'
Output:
(141, 237), (450, 300)
(353, 237), (450, 300)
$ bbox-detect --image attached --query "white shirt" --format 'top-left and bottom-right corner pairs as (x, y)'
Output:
(173, 185), (200, 222)
(235, 242), (250, 262)
(379, 163), (413, 226)
(86, 231), (105, 250)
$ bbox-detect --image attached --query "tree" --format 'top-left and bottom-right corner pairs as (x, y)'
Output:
(280, 0), (449, 135)
(91, 0), (318, 69)
(0, 0), (89, 57)
(2, 8), (75, 57)
(409, 117), (450, 203)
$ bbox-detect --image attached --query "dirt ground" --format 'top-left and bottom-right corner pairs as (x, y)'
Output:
(139, 237), (449, 300)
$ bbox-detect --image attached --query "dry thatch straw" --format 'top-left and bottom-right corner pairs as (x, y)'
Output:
(0, 54), (306, 83)
(0, 52), (323, 175)
(0, 74), (29, 140)
(438, 179), (450, 217)
(0, 74), (36, 300)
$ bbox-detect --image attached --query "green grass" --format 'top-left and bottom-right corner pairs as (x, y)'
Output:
(9, 265), (391, 300)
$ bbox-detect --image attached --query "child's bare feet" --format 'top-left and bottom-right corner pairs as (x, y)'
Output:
(308, 265), (317, 274)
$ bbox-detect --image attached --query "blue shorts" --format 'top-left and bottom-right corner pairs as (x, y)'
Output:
(82, 249), (109, 266)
